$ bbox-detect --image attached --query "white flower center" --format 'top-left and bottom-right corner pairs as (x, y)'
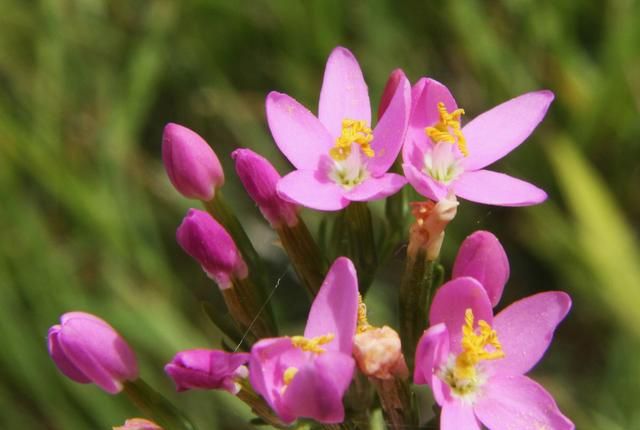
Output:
(423, 142), (464, 185)
(437, 354), (488, 405)
(328, 144), (370, 190)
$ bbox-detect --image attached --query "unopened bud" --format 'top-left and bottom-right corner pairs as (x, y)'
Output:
(231, 148), (298, 228)
(176, 208), (248, 288)
(165, 349), (249, 394)
(408, 195), (459, 260)
(378, 69), (406, 120)
(47, 312), (138, 394)
(353, 326), (408, 380)
(114, 418), (163, 430)
(162, 123), (224, 201)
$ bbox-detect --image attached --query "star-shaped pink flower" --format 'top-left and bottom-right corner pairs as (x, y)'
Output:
(267, 47), (411, 211)
(403, 78), (553, 206)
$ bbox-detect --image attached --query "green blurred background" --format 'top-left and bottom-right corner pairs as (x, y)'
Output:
(1, 0), (639, 429)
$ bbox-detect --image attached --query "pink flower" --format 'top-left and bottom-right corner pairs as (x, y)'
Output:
(176, 208), (248, 288)
(267, 47), (411, 211)
(162, 123), (224, 201)
(114, 418), (163, 430)
(452, 230), (510, 307)
(165, 349), (249, 394)
(249, 257), (358, 423)
(403, 78), (552, 206)
(231, 148), (299, 228)
(414, 278), (574, 430)
(48, 312), (138, 394)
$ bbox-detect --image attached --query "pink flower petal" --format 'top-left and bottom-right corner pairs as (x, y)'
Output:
(402, 163), (448, 201)
(48, 326), (92, 384)
(318, 47), (371, 138)
(414, 323), (450, 406)
(345, 173), (407, 202)
(453, 169), (547, 206)
(462, 90), (554, 171)
(277, 170), (349, 211)
(367, 73), (411, 176)
(452, 231), (510, 307)
(408, 78), (458, 146)
(488, 292), (571, 377)
(281, 351), (355, 424)
(441, 401), (481, 430)
(429, 277), (493, 354)
(266, 92), (333, 170)
(474, 375), (575, 430)
(304, 257), (359, 355)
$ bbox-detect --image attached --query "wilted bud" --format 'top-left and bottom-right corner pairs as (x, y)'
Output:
(176, 208), (248, 288)
(165, 349), (249, 394)
(378, 69), (406, 120)
(231, 148), (298, 228)
(162, 123), (224, 201)
(408, 196), (459, 260)
(47, 312), (138, 394)
(114, 418), (163, 430)
(452, 230), (509, 307)
(353, 326), (409, 380)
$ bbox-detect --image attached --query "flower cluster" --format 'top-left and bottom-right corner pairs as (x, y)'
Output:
(46, 47), (573, 430)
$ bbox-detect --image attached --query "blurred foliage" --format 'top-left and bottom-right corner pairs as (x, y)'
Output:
(0, 0), (639, 429)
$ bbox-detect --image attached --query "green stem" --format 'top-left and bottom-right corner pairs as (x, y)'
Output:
(371, 377), (415, 430)
(122, 379), (197, 430)
(399, 249), (435, 372)
(343, 202), (378, 294)
(236, 383), (287, 429)
(277, 218), (326, 297)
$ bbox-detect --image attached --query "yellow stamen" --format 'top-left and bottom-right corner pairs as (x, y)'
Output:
(357, 294), (372, 334)
(330, 119), (374, 161)
(290, 333), (335, 354)
(282, 366), (299, 385)
(425, 102), (468, 156)
(454, 309), (504, 380)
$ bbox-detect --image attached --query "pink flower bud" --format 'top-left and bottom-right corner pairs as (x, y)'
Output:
(114, 418), (163, 430)
(231, 148), (299, 228)
(176, 208), (248, 288)
(452, 230), (509, 307)
(353, 326), (408, 380)
(378, 69), (406, 120)
(165, 349), (250, 394)
(162, 123), (224, 201)
(47, 312), (138, 394)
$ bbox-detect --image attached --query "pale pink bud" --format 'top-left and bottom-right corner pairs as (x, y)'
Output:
(113, 418), (163, 430)
(176, 209), (247, 288)
(353, 326), (409, 380)
(408, 196), (459, 260)
(378, 69), (406, 120)
(165, 349), (249, 394)
(162, 123), (224, 200)
(47, 312), (138, 394)
(231, 148), (298, 227)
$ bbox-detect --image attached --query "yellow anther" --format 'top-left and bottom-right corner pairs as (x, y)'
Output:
(330, 119), (374, 161)
(425, 102), (468, 157)
(357, 294), (372, 334)
(454, 309), (504, 380)
(290, 333), (335, 354)
(282, 366), (299, 385)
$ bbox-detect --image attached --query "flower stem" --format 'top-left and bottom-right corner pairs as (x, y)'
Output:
(122, 379), (197, 430)
(225, 275), (277, 343)
(341, 202), (378, 294)
(371, 377), (416, 430)
(399, 249), (435, 372)
(276, 217), (326, 297)
(237, 383), (288, 429)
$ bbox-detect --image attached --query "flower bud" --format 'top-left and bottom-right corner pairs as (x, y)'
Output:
(165, 349), (249, 394)
(114, 418), (163, 430)
(408, 195), (459, 260)
(231, 148), (299, 228)
(162, 123), (224, 201)
(378, 69), (406, 120)
(47, 312), (138, 394)
(353, 326), (408, 380)
(452, 230), (509, 307)
(176, 208), (248, 288)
